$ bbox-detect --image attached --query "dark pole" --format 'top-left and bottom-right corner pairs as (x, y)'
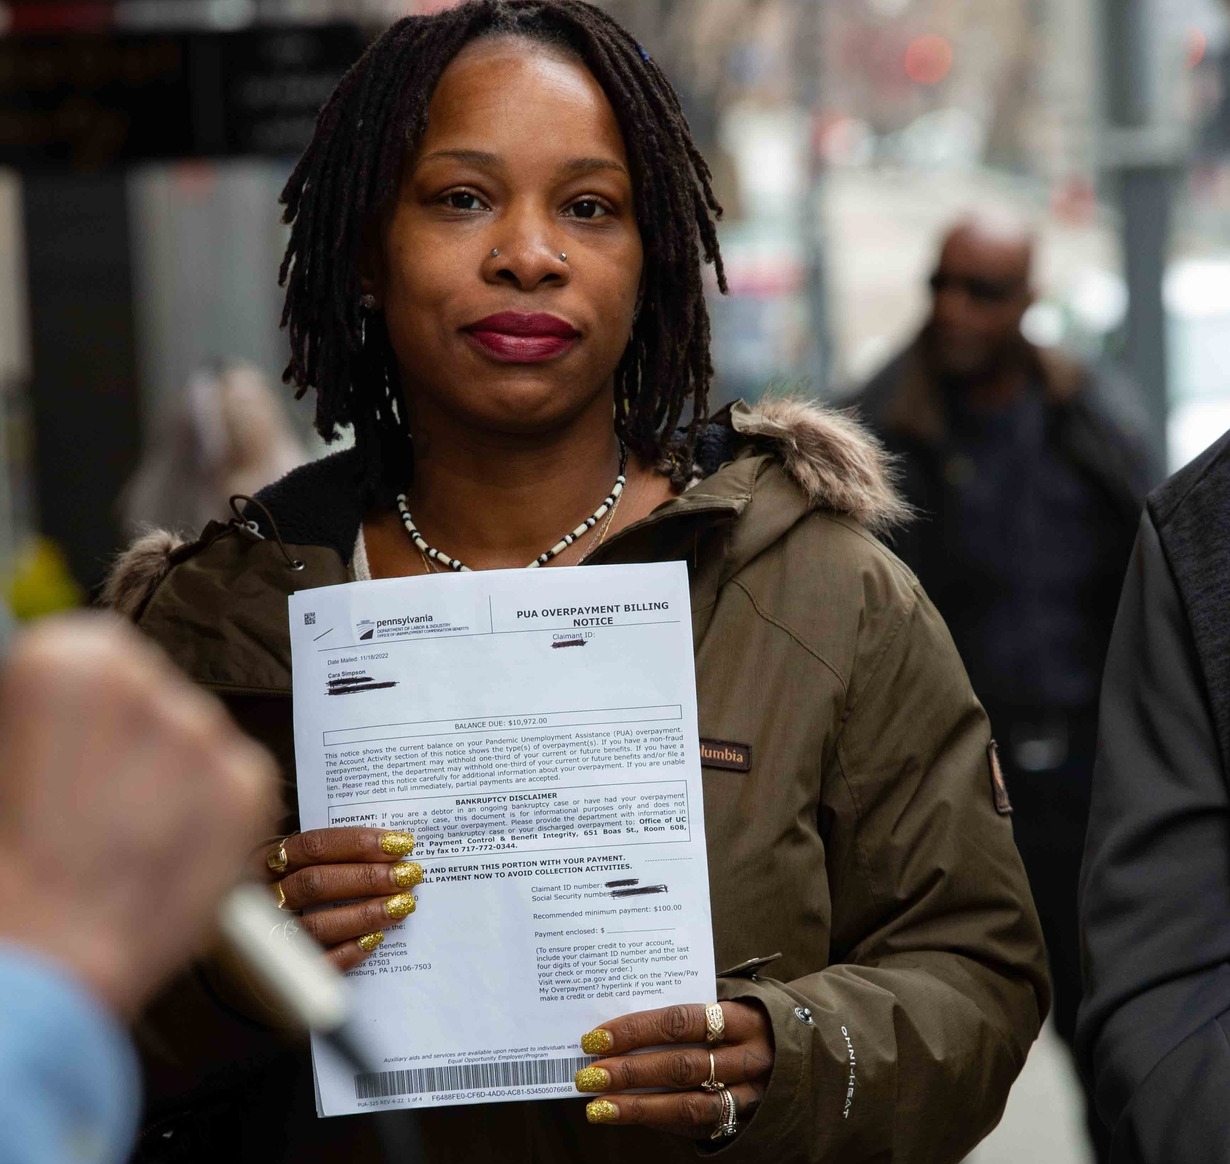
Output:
(21, 172), (143, 593)
(1099, 0), (1182, 469)
(795, 0), (833, 394)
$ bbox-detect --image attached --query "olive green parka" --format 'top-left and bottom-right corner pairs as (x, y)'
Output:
(108, 398), (1048, 1164)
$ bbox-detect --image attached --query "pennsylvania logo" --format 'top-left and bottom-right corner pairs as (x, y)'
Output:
(353, 613), (436, 642)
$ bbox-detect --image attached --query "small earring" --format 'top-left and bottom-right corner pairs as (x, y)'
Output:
(359, 293), (377, 310)
(559, 253), (568, 263)
(490, 248), (500, 258)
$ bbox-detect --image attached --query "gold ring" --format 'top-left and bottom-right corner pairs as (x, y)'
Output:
(704, 1002), (726, 1046)
(266, 839), (289, 873)
(710, 1087), (738, 1140)
(272, 881), (289, 911)
(699, 1051), (725, 1093)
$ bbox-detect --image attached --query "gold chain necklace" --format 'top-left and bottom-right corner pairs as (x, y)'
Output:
(577, 472), (628, 564)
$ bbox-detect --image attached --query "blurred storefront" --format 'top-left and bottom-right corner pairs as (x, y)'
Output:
(0, 1), (367, 591)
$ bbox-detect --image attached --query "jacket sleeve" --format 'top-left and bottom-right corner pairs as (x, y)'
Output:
(715, 582), (1049, 1163)
(0, 948), (140, 1164)
(1075, 512), (1230, 1163)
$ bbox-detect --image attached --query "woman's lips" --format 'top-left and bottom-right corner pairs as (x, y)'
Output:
(467, 332), (577, 362)
(464, 312), (580, 364)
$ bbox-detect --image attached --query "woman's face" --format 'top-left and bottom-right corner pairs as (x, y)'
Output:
(366, 37), (643, 439)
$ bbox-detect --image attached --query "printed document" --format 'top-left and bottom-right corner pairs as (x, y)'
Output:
(288, 562), (714, 1116)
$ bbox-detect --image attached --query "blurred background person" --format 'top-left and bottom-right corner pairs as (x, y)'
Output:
(855, 212), (1155, 1163)
(0, 614), (277, 1164)
(121, 361), (307, 538)
(1076, 424), (1230, 1161)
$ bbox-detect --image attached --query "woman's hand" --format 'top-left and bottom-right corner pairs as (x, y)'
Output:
(575, 1001), (773, 1140)
(264, 827), (422, 971)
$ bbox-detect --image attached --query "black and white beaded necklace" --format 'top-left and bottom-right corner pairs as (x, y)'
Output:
(396, 443), (628, 572)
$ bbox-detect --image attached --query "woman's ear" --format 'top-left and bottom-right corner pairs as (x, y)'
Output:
(358, 220), (385, 308)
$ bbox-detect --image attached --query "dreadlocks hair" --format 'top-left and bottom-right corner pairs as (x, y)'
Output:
(278, 0), (726, 496)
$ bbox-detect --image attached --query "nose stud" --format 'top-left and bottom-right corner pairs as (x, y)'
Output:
(487, 248), (566, 262)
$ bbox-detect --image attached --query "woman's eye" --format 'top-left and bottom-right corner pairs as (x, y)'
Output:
(567, 200), (609, 220)
(443, 191), (486, 212)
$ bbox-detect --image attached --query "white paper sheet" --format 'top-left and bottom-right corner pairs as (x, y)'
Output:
(287, 562), (715, 1116)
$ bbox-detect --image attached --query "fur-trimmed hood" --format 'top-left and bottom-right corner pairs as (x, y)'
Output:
(105, 396), (906, 620)
(725, 398), (907, 532)
(102, 529), (188, 619)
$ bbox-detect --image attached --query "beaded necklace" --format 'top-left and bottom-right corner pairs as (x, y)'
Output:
(396, 443), (628, 572)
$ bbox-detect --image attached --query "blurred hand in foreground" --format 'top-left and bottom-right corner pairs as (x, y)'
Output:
(0, 614), (278, 1018)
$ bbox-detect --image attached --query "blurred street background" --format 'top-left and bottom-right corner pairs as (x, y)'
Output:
(4, 0), (1229, 591)
(1, 0), (1228, 1157)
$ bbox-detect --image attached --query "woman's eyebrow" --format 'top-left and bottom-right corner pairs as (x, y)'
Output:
(559, 156), (629, 177)
(417, 149), (627, 178)
(417, 148), (501, 169)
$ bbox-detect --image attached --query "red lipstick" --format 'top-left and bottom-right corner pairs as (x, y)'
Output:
(464, 312), (580, 364)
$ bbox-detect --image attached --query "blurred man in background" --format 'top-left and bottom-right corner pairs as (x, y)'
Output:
(856, 212), (1154, 1162)
(0, 615), (276, 1164)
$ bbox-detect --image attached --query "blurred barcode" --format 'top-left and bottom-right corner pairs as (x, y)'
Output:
(354, 1055), (592, 1099)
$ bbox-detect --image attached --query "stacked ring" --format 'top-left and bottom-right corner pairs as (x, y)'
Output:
(704, 1002), (726, 1046)
(711, 1088), (738, 1140)
(266, 839), (289, 873)
(699, 1052), (724, 1093)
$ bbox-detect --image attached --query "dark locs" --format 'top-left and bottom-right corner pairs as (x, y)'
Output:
(279, 0), (726, 494)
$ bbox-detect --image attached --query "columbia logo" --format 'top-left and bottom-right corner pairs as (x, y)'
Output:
(699, 738), (752, 772)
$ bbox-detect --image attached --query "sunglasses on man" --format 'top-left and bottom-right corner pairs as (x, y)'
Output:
(928, 271), (1024, 305)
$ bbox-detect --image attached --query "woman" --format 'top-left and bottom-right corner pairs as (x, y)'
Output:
(108, 3), (1047, 1161)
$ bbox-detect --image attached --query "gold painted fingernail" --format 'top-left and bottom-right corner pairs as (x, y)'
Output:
(380, 832), (416, 857)
(391, 861), (424, 889)
(574, 1067), (610, 1093)
(385, 893), (417, 920)
(357, 931), (384, 953)
(580, 1029), (614, 1055)
(586, 1099), (619, 1124)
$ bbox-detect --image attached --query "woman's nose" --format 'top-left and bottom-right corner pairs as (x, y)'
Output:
(482, 223), (571, 290)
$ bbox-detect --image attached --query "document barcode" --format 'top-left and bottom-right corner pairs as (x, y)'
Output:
(354, 1055), (593, 1100)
